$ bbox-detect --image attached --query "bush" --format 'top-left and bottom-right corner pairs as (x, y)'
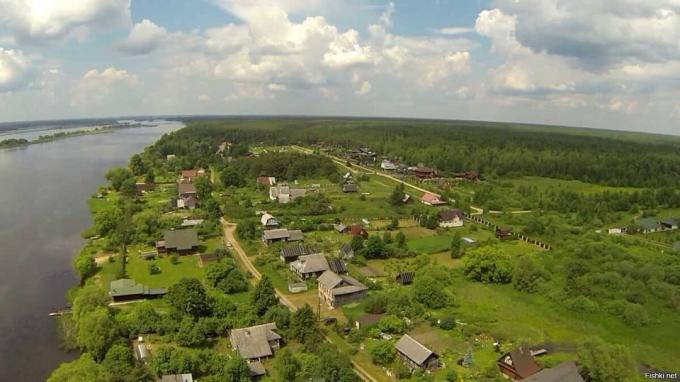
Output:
(463, 249), (513, 284)
(148, 263), (161, 275)
(605, 300), (650, 326)
(439, 316), (456, 330)
(364, 295), (388, 314)
(369, 341), (395, 366)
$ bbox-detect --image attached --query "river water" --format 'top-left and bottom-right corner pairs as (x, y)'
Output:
(0, 120), (183, 381)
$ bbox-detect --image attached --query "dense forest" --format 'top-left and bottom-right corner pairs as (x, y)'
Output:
(155, 118), (680, 188)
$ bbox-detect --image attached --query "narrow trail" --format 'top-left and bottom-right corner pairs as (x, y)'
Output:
(220, 218), (379, 382)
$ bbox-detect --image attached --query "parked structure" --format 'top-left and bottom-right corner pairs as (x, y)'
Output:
(519, 361), (584, 382)
(395, 334), (440, 371)
(156, 229), (199, 255)
(290, 254), (330, 279)
(247, 361), (266, 379)
(279, 244), (317, 262)
(328, 258), (348, 274)
(395, 271), (415, 285)
(317, 270), (368, 307)
(109, 279), (166, 302)
(420, 192), (445, 206)
(497, 346), (543, 380)
(180, 169), (205, 182)
(229, 323), (281, 360)
(437, 209), (465, 227)
(260, 213), (279, 227)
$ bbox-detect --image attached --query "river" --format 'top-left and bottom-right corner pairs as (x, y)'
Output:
(0, 120), (183, 381)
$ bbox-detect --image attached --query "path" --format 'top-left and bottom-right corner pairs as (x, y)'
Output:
(220, 218), (380, 382)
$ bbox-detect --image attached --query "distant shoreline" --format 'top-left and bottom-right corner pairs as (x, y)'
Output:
(0, 123), (144, 149)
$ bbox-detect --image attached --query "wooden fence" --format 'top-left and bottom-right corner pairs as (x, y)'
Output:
(464, 213), (552, 251)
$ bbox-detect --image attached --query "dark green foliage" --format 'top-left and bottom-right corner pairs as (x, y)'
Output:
(450, 231), (462, 259)
(413, 276), (449, 309)
(75, 307), (118, 361)
(206, 261), (249, 294)
(231, 152), (338, 181)
(263, 305), (292, 330)
(47, 353), (106, 382)
(390, 183), (406, 206)
(193, 176), (213, 200)
(316, 344), (360, 382)
(578, 338), (635, 382)
(235, 220), (257, 240)
(369, 341), (395, 366)
(166, 278), (213, 317)
(129, 154), (147, 176)
(275, 350), (301, 382)
(364, 294), (388, 314)
(252, 275), (278, 316)
(220, 167), (245, 187)
(396, 231), (406, 248)
(291, 304), (320, 345)
(377, 315), (406, 334)
(512, 255), (549, 293)
(363, 235), (392, 259)
(74, 255), (97, 283)
(105, 167), (134, 191)
(175, 317), (206, 346)
(148, 263), (161, 275)
(463, 249), (513, 284)
(439, 316), (456, 330)
(350, 235), (365, 252)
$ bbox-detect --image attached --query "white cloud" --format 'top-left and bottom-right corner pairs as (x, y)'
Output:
(0, 0), (131, 43)
(198, 94), (210, 102)
(435, 27), (475, 35)
(116, 19), (167, 55)
(72, 67), (137, 105)
(0, 47), (32, 92)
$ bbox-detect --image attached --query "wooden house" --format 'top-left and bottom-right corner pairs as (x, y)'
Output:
(395, 334), (440, 371)
(317, 270), (368, 307)
(497, 346), (543, 380)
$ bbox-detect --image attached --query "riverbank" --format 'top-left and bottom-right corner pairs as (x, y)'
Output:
(0, 122), (144, 149)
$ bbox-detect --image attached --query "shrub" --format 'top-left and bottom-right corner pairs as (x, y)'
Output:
(148, 264), (161, 275)
(369, 341), (395, 366)
(439, 316), (456, 330)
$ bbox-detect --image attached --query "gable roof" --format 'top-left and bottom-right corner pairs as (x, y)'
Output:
(349, 225), (367, 236)
(291, 254), (330, 274)
(421, 192), (444, 204)
(328, 258), (348, 273)
(181, 170), (198, 178)
(109, 278), (146, 297)
(317, 270), (368, 296)
(287, 230), (304, 242)
(395, 334), (437, 366)
(438, 209), (464, 221)
(164, 229), (199, 250)
(263, 228), (290, 240)
(280, 244), (315, 259)
(519, 361), (584, 382)
(257, 176), (276, 186)
(261, 213), (277, 226)
(499, 346), (543, 379)
(342, 183), (358, 192)
(396, 271), (415, 284)
(178, 183), (197, 195)
(229, 323), (281, 360)
(248, 361), (266, 377)
(638, 217), (662, 230)
(339, 243), (354, 256)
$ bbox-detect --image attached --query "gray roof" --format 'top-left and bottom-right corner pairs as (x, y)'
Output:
(317, 270), (367, 296)
(161, 374), (194, 382)
(229, 323), (281, 360)
(164, 229), (199, 250)
(109, 279), (146, 297)
(178, 183), (196, 195)
(290, 188), (306, 199)
(263, 228), (290, 240)
(395, 334), (437, 366)
(288, 229), (304, 241)
(342, 183), (358, 192)
(638, 217), (661, 229)
(328, 258), (347, 273)
(438, 209), (465, 221)
(291, 254), (329, 274)
(280, 244), (316, 259)
(339, 243), (354, 257)
(519, 361), (584, 382)
(248, 361), (266, 377)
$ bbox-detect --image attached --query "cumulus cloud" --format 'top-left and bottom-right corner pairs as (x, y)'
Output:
(116, 19), (167, 55)
(0, 47), (32, 92)
(72, 67), (137, 105)
(0, 0), (131, 43)
(435, 27), (475, 36)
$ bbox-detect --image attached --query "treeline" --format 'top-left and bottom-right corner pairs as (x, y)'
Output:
(173, 118), (680, 187)
(230, 152), (339, 182)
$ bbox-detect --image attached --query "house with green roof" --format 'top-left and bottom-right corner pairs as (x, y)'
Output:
(109, 279), (166, 303)
(156, 229), (199, 255)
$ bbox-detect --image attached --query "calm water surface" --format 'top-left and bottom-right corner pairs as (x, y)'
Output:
(0, 121), (183, 381)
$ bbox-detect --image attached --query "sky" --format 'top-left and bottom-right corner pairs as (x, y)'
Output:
(0, 0), (679, 135)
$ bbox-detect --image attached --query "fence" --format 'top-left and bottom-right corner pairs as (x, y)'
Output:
(464, 213), (552, 251)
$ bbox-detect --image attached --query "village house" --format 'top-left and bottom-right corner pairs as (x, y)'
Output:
(247, 361), (266, 379)
(519, 361), (584, 382)
(262, 228), (304, 245)
(256, 176), (276, 187)
(410, 166), (436, 179)
(156, 229), (200, 255)
(161, 374), (194, 382)
(109, 279), (166, 303)
(180, 169), (205, 182)
(395, 334), (440, 371)
(260, 213), (279, 228)
(395, 271), (415, 285)
(229, 323), (281, 360)
(348, 224), (369, 238)
(134, 182), (155, 196)
(176, 183), (198, 209)
(637, 218), (663, 233)
(381, 159), (398, 171)
(497, 346), (543, 380)
(660, 217), (679, 230)
(317, 270), (368, 307)
(437, 209), (465, 228)
(496, 227), (514, 239)
(279, 244), (318, 263)
(339, 243), (355, 259)
(454, 170), (481, 181)
(290, 254), (330, 280)
(342, 183), (359, 193)
(181, 219), (204, 227)
(607, 227), (626, 235)
(420, 192), (446, 206)
(269, 184), (306, 203)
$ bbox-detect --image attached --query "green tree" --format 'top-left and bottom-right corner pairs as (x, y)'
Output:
(72, 284), (109, 320)
(223, 357), (251, 382)
(252, 275), (278, 316)
(236, 220), (257, 240)
(369, 341), (395, 366)
(396, 231), (406, 248)
(105, 167), (134, 191)
(350, 235), (365, 252)
(193, 176), (213, 200)
(290, 304), (319, 344)
(463, 248), (513, 284)
(275, 350), (301, 382)
(364, 235), (389, 259)
(220, 167), (244, 187)
(413, 276), (448, 309)
(74, 255), (97, 284)
(512, 255), (549, 293)
(578, 338), (635, 382)
(93, 204), (123, 236)
(47, 353), (107, 382)
(175, 317), (206, 347)
(129, 154), (146, 176)
(102, 344), (146, 382)
(76, 307), (118, 361)
(166, 278), (213, 317)
(390, 183), (406, 206)
(450, 231), (462, 259)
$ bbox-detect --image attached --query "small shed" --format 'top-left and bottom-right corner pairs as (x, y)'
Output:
(395, 271), (415, 285)
(395, 334), (440, 371)
(328, 258), (348, 274)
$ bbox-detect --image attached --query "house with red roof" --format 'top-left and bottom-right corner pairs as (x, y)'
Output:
(420, 192), (446, 206)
